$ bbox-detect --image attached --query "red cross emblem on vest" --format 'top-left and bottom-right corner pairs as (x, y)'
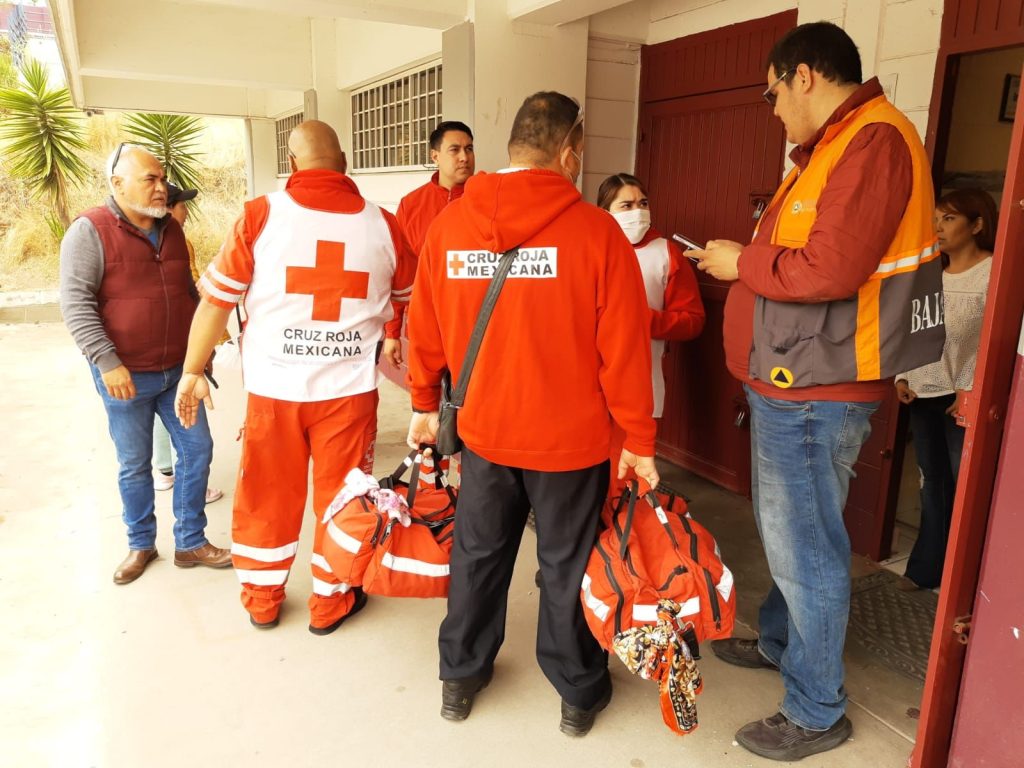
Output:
(285, 241), (370, 322)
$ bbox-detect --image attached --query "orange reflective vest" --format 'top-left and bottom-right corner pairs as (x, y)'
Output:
(751, 95), (944, 389)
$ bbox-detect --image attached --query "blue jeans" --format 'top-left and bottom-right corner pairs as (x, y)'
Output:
(905, 393), (963, 588)
(89, 364), (213, 551)
(745, 385), (878, 730)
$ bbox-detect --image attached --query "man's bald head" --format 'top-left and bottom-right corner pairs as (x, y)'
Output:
(107, 144), (168, 224)
(288, 120), (347, 174)
(507, 91), (583, 165)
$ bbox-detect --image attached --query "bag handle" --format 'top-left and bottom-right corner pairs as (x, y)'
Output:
(617, 480), (641, 562)
(382, 449), (425, 508)
(449, 247), (520, 408)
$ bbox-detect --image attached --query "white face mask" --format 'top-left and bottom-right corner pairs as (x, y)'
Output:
(611, 208), (651, 245)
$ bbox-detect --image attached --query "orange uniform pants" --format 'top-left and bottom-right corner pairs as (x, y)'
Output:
(231, 390), (378, 628)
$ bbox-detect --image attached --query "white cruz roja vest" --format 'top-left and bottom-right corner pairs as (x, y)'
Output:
(242, 191), (397, 402)
(635, 237), (669, 418)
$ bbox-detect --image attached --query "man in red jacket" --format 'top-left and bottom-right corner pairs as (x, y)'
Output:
(407, 92), (659, 737)
(693, 23), (942, 761)
(396, 120), (475, 257)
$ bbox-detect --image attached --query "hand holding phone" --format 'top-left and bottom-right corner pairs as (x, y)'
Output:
(671, 233), (704, 262)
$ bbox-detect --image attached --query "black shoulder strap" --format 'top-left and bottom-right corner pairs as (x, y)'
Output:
(451, 247), (520, 407)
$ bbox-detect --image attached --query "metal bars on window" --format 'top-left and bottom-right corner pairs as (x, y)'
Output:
(275, 111), (304, 176)
(351, 62), (442, 171)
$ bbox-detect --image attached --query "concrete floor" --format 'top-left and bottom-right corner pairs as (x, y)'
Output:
(1, 322), (918, 768)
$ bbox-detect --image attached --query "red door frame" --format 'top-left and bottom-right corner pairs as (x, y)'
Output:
(914, 32), (1024, 768)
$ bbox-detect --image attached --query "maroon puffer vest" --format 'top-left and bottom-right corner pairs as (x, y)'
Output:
(79, 205), (197, 372)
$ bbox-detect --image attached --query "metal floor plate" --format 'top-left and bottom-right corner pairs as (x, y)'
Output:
(848, 570), (938, 682)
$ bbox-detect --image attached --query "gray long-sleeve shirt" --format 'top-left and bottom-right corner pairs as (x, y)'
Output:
(59, 198), (194, 373)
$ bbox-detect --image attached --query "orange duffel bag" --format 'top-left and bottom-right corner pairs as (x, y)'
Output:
(321, 449), (457, 598)
(581, 480), (736, 655)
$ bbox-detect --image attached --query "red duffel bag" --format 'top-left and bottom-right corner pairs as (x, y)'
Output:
(581, 480), (736, 654)
(321, 449), (457, 598)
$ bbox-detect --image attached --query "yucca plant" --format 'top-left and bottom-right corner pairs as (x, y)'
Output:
(122, 112), (204, 204)
(0, 58), (90, 231)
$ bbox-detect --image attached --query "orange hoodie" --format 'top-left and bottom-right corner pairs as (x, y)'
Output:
(406, 169), (657, 472)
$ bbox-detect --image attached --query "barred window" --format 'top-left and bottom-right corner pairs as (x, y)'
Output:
(276, 111), (304, 176)
(352, 62), (442, 171)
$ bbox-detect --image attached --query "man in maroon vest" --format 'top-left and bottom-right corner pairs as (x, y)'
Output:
(60, 144), (231, 584)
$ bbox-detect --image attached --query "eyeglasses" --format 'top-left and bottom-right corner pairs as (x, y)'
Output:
(558, 97), (585, 157)
(110, 142), (128, 175)
(763, 70), (793, 107)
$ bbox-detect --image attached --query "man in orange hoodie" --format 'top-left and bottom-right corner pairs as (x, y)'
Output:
(406, 92), (659, 737)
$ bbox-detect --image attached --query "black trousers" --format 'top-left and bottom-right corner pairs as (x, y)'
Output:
(439, 446), (610, 709)
(905, 393), (965, 588)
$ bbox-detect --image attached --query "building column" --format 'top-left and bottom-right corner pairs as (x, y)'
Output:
(458, 4), (589, 174)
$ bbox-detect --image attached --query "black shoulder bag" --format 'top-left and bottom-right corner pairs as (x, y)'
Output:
(436, 247), (520, 456)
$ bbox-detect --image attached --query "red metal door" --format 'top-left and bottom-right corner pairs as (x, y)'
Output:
(637, 87), (785, 493)
(636, 10), (795, 495)
(947, 330), (1024, 765)
(914, 58), (1024, 768)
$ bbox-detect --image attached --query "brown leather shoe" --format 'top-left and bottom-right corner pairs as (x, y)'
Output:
(113, 549), (158, 585)
(174, 542), (232, 569)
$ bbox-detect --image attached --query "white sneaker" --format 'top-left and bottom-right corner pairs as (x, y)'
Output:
(154, 471), (174, 491)
(205, 487), (224, 504)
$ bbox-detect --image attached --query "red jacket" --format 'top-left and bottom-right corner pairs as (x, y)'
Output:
(396, 172), (465, 256)
(635, 229), (705, 341)
(80, 206), (196, 371)
(407, 169), (657, 472)
(723, 79), (912, 402)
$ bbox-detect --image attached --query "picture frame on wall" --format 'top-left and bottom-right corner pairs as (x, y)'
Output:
(999, 74), (1020, 123)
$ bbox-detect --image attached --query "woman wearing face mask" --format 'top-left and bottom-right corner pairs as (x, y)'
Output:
(598, 173), (705, 492)
(894, 188), (997, 591)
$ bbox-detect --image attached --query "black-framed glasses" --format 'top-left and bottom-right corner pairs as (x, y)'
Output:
(763, 70), (793, 107)
(110, 142), (128, 176)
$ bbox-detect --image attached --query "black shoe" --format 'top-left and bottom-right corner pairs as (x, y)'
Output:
(736, 712), (852, 761)
(440, 670), (493, 721)
(250, 614), (279, 630)
(710, 638), (778, 669)
(309, 588), (368, 636)
(559, 687), (612, 737)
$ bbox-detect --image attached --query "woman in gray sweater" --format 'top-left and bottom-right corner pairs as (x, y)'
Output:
(895, 188), (998, 590)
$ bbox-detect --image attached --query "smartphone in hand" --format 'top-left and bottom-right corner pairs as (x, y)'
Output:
(671, 233), (704, 262)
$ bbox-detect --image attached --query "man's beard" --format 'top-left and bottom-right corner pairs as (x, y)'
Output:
(123, 199), (168, 218)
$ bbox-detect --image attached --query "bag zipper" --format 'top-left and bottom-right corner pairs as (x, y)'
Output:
(656, 564), (688, 592)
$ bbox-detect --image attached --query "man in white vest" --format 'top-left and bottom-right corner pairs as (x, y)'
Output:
(175, 121), (416, 633)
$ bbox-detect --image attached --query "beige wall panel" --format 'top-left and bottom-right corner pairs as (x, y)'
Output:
(587, 97), (638, 140)
(335, 18), (442, 89)
(75, 0), (312, 89)
(81, 76), (251, 116)
(878, 0), (944, 60)
(587, 57), (641, 100)
(877, 53), (938, 113)
(647, 0), (795, 44)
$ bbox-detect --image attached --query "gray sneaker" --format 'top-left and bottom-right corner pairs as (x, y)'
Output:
(710, 638), (778, 669)
(736, 712), (852, 761)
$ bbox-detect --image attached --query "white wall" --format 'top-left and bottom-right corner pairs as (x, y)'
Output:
(470, 4), (591, 173)
(582, 37), (641, 203)
(335, 18), (442, 89)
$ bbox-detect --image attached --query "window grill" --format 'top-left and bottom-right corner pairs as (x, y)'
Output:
(275, 111), (304, 176)
(351, 62), (442, 171)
